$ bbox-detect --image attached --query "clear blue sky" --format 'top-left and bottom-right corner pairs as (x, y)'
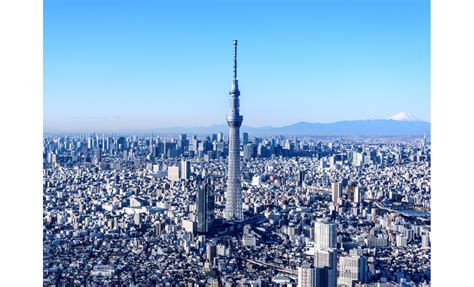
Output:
(44, 0), (430, 131)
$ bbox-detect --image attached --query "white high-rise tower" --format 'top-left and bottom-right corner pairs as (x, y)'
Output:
(314, 220), (337, 250)
(224, 40), (243, 221)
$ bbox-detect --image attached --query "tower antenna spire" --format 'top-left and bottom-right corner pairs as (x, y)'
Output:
(233, 40), (238, 80)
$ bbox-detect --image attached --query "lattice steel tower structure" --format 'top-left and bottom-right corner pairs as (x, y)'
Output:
(224, 40), (243, 221)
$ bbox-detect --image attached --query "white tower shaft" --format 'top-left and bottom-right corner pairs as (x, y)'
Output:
(224, 40), (243, 221)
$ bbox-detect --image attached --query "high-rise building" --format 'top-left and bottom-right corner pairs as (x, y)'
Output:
(315, 267), (329, 287)
(243, 143), (254, 159)
(314, 248), (337, 287)
(314, 218), (338, 287)
(87, 136), (93, 149)
(94, 149), (102, 162)
(354, 186), (364, 204)
(167, 166), (180, 182)
(422, 233), (430, 248)
(314, 220), (337, 250)
(181, 159), (191, 180)
(338, 253), (368, 287)
(331, 181), (342, 205)
(298, 263), (316, 287)
(352, 151), (363, 167)
(217, 132), (224, 142)
(155, 221), (164, 236)
(242, 132), (249, 145)
(297, 170), (305, 187)
(117, 136), (127, 151)
(196, 179), (215, 234)
(103, 137), (110, 151)
(178, 134), (188, 153)
(206, 242), (217, 263)
(224, 40), (244, 222)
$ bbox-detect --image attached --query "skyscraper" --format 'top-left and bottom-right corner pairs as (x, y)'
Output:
(297, 170), (305, 187)
(338, 252), (368, 287)
(298, 263), (316, 287)
(167, 166), (180, 182)
(314, 248), (337, 287)
(314, 220), (337, 250)
(217, 132), (224, 142)
(314, 218), (338, 287)
(242, 132), (249, 145)
(331, 181), (342, 205)
(196, 178), (214, 234)
(224, 40), (243, 222)
(181, 159), (191, 180)
(354, 186), (364, 205)
(206, 242), (217, 263)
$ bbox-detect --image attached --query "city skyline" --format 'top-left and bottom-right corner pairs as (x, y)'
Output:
(44, 0), (430, 131)
(43, 132), (431, 285)
(42, 40), (431, 285)
(43, 111), (430, 134)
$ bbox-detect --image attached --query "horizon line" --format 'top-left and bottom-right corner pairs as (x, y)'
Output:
(43, 117), (430, 133)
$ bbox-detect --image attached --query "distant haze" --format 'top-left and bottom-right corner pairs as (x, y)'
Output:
(44, 113), (430, 136)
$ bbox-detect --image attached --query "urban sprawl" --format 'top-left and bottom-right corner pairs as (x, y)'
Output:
(43, 133), (431, 286)
(43, 40), (430, 287)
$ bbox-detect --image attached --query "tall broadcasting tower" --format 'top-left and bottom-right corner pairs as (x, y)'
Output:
(224, 40), (243, 222)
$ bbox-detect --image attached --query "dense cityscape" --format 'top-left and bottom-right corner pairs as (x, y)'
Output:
(43, 41), (430, 286)
(43, 132), (431, 286)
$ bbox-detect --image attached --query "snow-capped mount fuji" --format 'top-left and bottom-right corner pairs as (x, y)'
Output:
(389, 112), (422, 122)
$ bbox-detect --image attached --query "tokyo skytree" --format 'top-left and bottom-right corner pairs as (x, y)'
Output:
(224, 40), (243, 222)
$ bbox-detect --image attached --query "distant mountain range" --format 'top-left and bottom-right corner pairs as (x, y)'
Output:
(144, 112), (430, 136)
(44, 112), (430, 136)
